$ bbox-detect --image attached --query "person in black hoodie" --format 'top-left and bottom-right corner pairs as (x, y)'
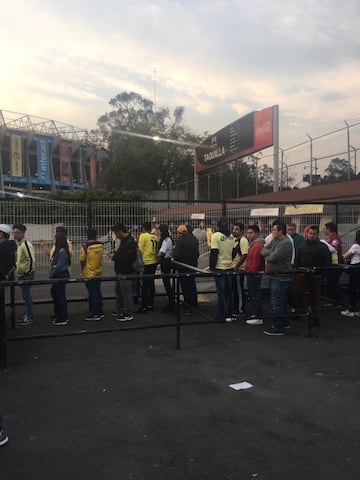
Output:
(0, 224), (17, 281)
(110, 223), (137, 322)
(173, 224), (199, 313)
(294, 225), (331, 325)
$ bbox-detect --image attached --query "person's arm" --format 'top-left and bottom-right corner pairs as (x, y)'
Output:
(39, 239), (51, 257)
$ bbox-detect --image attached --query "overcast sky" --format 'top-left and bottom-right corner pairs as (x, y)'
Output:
(1, 0), (360, 179)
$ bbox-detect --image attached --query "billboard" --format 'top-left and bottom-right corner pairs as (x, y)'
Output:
(59, 141), (71, 183)
(10, 134), (23, 177)
(36, 136), (51, 184)
(195, 106), (274, 173)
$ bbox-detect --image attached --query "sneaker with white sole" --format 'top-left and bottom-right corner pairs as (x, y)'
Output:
(341, 309), (355, 317)
(116, 313), (134, 322)
(246, 318), (263, 325)
(19, 315), (34, 325)
(84, 314), (102, 321)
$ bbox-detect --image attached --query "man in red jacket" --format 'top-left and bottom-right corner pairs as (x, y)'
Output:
(245, 225), (265, 325)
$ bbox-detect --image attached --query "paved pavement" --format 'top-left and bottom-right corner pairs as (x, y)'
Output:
(1, 296), (360, 480)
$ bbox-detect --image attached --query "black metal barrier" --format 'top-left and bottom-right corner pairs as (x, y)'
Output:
(0, 264), (354, 370)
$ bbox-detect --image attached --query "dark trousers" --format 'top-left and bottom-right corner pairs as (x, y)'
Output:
(348, 266), (360, 309)
(51, 279), (68, 321)
(161, 258), (175, 307)
(85, 279), (103, 315)
(326, 267), (342, 302)
(295, 273), (321, 320)
(141, 264), (157, 308)
(232, 272), (245, 314)
(179, 273), (197, 308)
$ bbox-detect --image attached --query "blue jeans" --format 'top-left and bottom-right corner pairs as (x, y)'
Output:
(17, 272), (34, 317)
(247, 275), (262, 318)
(214, 269), (234, 319)
(270, 278), (291, 331)
(115, 276), (134, 315)
(85, 278), (103, 315)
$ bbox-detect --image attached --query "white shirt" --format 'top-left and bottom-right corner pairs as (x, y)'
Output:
(159, 237), (173, 259)
(347, 243), (360, 265)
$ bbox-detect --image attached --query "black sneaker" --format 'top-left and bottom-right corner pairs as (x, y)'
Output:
(19, 316), (34, 325)
(116, 313), (134, 322)
(111, 311), (118, 316)
(84, 314), (102, 321)
(52, 318), (69, 326)
(263, 327), (285, 336)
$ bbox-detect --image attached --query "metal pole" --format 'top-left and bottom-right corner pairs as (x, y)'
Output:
(272, 105), (280, 192)
(344, 119), (351, 178)
(306, 134), (313, 185)
(350, 145), (357, 175)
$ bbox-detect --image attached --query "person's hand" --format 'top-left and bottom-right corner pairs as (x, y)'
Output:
(39, 239), (46, 246)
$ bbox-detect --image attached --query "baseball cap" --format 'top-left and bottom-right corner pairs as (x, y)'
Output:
(0, 224), (11, 235)
(177, 224), (187, 234)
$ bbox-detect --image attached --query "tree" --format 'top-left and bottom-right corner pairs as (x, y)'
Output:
(96, 92), (199, 193)
(319, 157), (356, 184)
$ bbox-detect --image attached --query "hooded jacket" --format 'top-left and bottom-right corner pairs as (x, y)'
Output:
(245, 237), (265, 272)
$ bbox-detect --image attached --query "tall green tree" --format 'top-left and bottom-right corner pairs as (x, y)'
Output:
(97, 92), (198, 192)
(319, 157), (356, 184)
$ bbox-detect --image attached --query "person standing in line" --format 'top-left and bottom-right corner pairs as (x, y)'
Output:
(157, 224), (175, 313)
(0, 415), (8, 446)
(110, 223), (137, 322)
(80, 228), (104, 321)
(261, 222), (293, 336)
(287, 223), (304, 252)
(40, 226), (73, 273)
(232, 222), (249, 316)
(210, 217), (234, 322)
(341, 230), (360, 317)
(138, 222), (158, 312)
(12, 224), (36, 326)
(0, 224), (17, 280)
(173, 224), (199, 314)
(323, 222), (343, 305)
(244, 225), (265, 326)
(49, 232), (71, 326)
(294, 225), (331, 326)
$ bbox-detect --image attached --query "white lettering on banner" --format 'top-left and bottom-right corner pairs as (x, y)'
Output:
(204, 146), (226, 162)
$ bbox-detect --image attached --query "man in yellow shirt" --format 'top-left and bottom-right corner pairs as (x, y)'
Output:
(13, 224), (36, 325)
(210, 217), (234, 321)
(138, 222), (158, 312)
(80, 228), (104, 321)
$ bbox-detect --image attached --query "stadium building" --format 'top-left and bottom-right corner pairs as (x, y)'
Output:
(0, 109), (107, 196)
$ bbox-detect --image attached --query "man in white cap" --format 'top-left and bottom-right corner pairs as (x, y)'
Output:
(0, 224), (17, 281)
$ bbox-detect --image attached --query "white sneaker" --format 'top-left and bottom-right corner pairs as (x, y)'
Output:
(355, 311), (360, 317)
(246, 318), (263, 325)
(225, 317), (233, 323)
(341, 309), (355, 317)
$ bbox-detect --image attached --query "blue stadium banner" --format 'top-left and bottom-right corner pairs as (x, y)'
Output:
(36, 136), (52, 184)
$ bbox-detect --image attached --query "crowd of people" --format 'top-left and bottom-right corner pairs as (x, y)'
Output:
(0, 219), (359, 332)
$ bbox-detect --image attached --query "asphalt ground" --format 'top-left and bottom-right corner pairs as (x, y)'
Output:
(1, 294), (360, 480)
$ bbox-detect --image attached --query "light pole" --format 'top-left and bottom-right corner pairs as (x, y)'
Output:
(350, 145), (357, 176)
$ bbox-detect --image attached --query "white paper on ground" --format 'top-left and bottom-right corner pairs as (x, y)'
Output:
(229, 381), (253, 390)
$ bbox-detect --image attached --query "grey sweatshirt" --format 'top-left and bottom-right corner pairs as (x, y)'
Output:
(261, 236), (293, 278)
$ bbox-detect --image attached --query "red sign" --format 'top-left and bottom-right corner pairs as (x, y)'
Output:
(59, 142), (71, 183)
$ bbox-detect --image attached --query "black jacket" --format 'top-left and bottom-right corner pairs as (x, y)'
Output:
(295, 239), (331, 269)
(173, 234), (199, 271)
(113, 234), (137, 274)
(0, 239), (17, 280)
